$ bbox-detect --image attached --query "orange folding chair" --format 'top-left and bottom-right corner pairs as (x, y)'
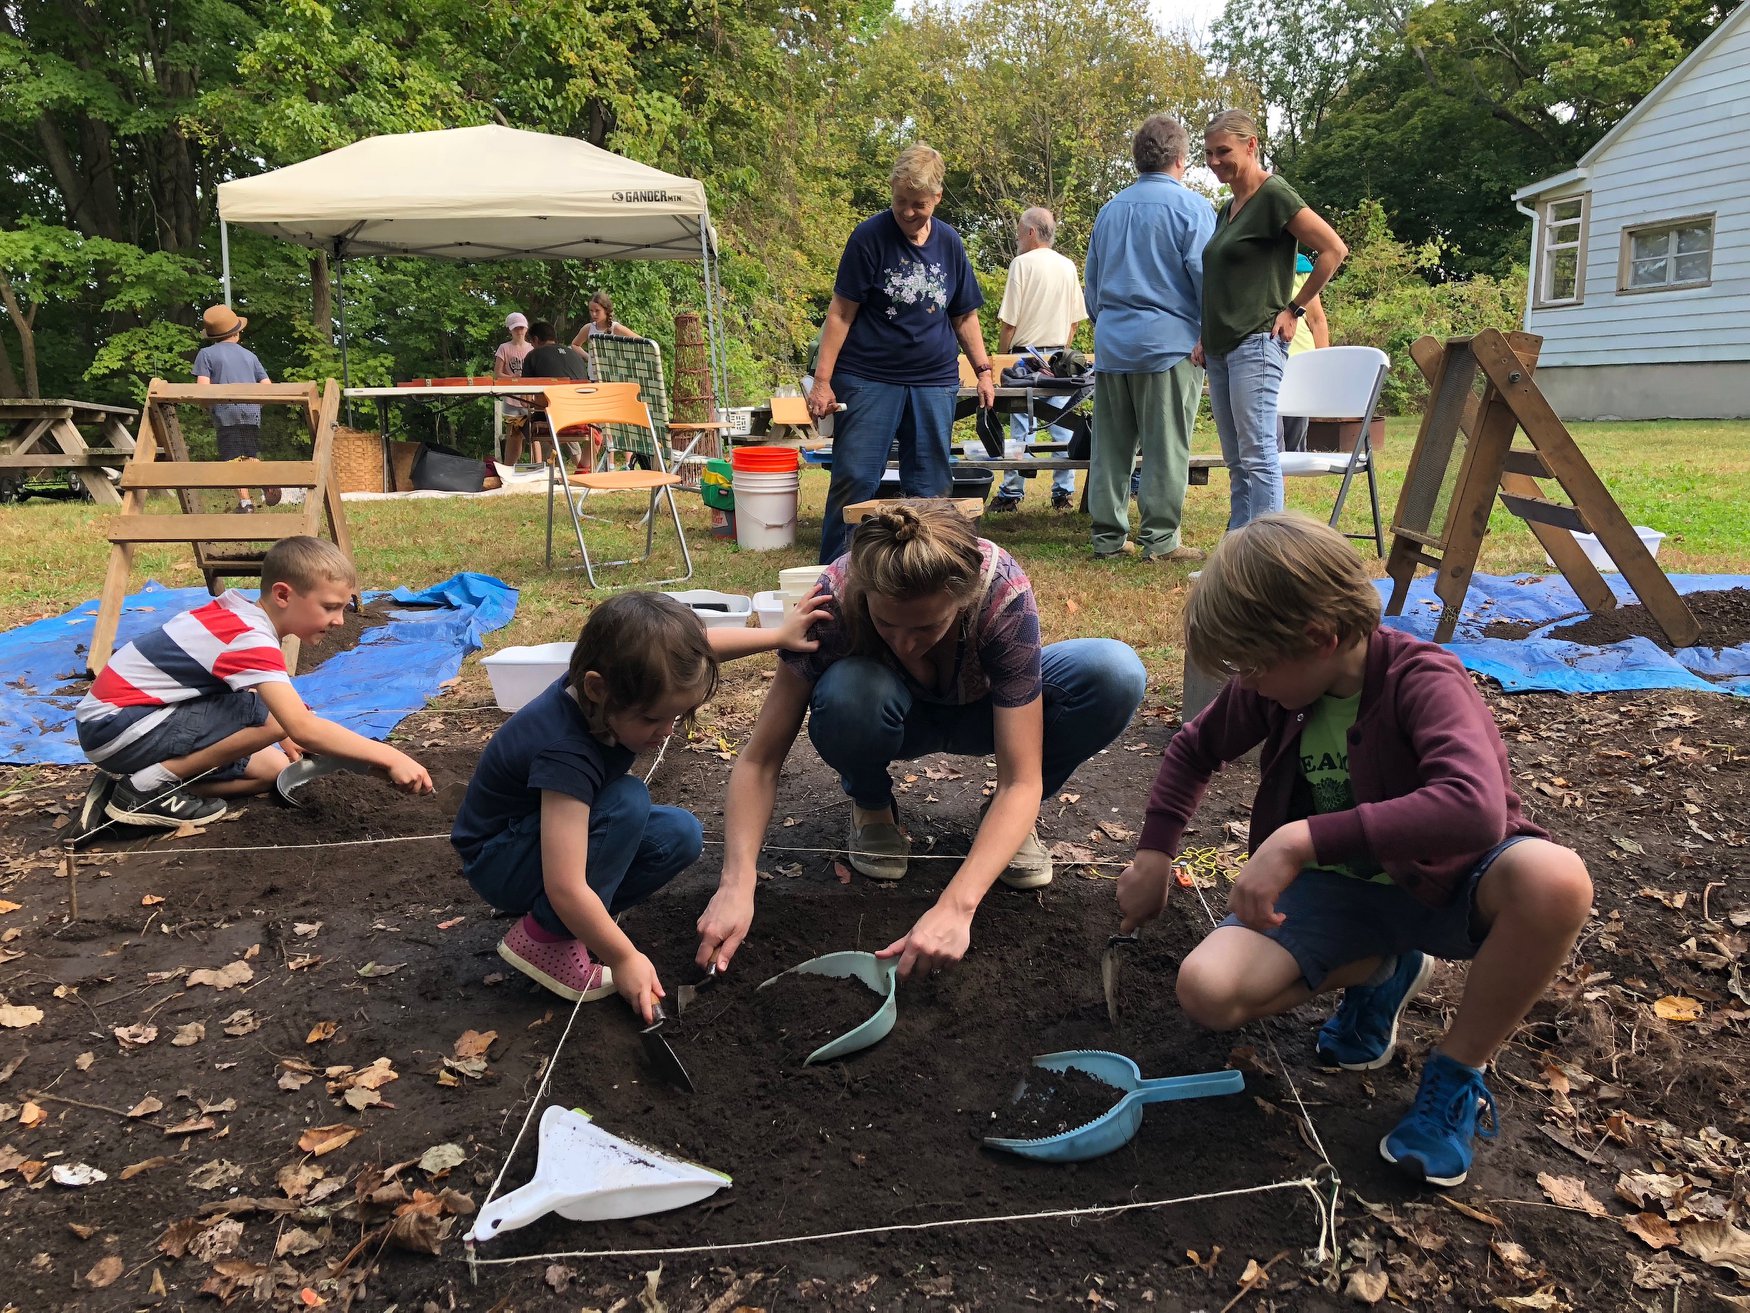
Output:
(541, 385), (696, 587)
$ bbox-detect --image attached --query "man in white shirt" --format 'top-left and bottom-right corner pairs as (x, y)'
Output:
(990, 207), (1086, 512)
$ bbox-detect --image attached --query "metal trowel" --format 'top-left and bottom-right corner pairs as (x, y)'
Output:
(1102, 930), (1139, 1026)
(674, 963), (719, 1015)
(639, 1004), (696, 1093)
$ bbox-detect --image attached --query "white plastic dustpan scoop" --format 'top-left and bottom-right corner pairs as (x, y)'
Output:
(468, 1106), (730, 1243)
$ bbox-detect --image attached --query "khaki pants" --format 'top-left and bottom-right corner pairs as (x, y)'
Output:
(1088, 359), (1201, 556)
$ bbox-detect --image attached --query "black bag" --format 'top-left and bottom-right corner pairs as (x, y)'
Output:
(410, 442), (487, 493)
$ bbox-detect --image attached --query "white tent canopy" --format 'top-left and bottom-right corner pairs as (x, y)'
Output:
(215, 125), (726, 398)
(217, 125), (716, 261)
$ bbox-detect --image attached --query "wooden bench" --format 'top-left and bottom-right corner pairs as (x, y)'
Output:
(0, 398), (139, 504)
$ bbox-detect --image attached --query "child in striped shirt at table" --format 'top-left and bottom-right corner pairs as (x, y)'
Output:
(72, 536), (431, 840)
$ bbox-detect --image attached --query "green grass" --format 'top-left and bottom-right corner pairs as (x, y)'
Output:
(4, 416), (1746, 709)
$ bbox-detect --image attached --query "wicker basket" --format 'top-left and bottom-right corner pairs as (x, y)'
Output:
(389, 441), (423, 492)
(332, 427), (386, 494)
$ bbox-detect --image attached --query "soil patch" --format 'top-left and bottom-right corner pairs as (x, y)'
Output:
(1, 689), (1748, 1309)
(1545, 586), (1750, 651)
(987, 1064), (1122, 1141)
(756, 969), (889, 1063)
(294, 597), (396, 673)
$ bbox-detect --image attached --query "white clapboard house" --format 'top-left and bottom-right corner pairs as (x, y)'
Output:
(1511, 2), (1749, 420)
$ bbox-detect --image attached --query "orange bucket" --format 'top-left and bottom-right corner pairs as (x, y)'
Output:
(732, 446), (800, 474)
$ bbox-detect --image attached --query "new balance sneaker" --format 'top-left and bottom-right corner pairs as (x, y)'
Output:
(1380, 1051), (1499, 1187)
(988, 495), (1022, 514)
(1050, 490), (1074, 511)
(999, 829), (1054, 890)
(104, 779), (228, 829)
(70, 772), (118, 845)
(497, 918), (616, 1002)
(1315, 950), (1434, 1070)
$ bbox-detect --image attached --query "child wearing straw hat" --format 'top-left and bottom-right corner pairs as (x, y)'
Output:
(194, 304), (278, 513)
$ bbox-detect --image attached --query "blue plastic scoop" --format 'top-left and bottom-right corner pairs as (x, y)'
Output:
(758, 950), (897, 1065)
(983, 1050), (1245, 1162)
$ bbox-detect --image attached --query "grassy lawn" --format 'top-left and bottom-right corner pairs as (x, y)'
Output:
(3, 415), (1746, 709)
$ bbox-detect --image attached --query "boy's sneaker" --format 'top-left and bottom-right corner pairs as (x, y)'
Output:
(1315, 950), (1434, 1070)
(104, 779), (228, 829)
(1050, 490), (1074, 511)
(988, 495), (1022, 514)
(1380, 1051), (1499, 1187)
(497, 919), (616, 1002)
(70, 773), (118, 844)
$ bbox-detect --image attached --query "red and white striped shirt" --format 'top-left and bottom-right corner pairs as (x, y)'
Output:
(76, 591), (289, 761)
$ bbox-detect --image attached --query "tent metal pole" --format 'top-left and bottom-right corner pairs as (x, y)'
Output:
(220, 220), (232, 306)
(699, 221), (728, 417)
(335, 254), (354, 426)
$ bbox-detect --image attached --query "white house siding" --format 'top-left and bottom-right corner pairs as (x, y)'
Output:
(1521, 8), (1750, 418)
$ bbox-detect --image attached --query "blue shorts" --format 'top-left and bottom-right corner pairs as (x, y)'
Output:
(86, 690), (271, 782)
(1219, 836), (1536, 991)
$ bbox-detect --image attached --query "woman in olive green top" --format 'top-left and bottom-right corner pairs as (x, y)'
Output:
(1192, 111), (1347, 530)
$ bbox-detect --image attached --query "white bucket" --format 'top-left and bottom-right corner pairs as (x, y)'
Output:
(733, 470), (800, 551)
(1543, 526), (1665, 572)
(778, 565), (825, 599)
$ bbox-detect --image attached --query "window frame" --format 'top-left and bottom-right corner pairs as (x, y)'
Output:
(1535, 193), (1589, 308)
(1617, 213), (1715, 295)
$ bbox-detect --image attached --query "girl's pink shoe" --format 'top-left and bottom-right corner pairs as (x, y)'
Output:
(498, 919), (615, 1002)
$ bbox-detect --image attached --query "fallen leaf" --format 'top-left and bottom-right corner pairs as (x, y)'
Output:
(1537, 1173), (1608, 1216)
(305, 1021), (338, 1044)
(189, 1217), (244, 1262)
(834, 862), (853, 884)
(127, 1095), (164, 1118)
(113, 1023), (158, 1048)
(278, 1162), (325, 1199)
(293, 921), (322, 937)
(0, 1004), (44, 1029)
(1491, 1290), (1571, 1313)
(1491, 1239), (1542, 1281)
(1344, 1267), (1389, 1304)
(437, 916), (465, 930)
(355, 961), (405, 978)
(52, 1161), (108, 1187)
(1652, 995), (1703, 1023)
(276, 1227), (323, 1258)
(75, 1051), (94, 1071)
(170, 1022), (205, 1046)
(1622, 1213), (1680, 1249)
(287, 954), (322, 971)
(1612, 835), (1646, 856)
(19, 1100), (47, 1128)
(68, 1222), (97, 1239)
(418, 1142), (467, 1176)
(164, 1114), (217, 1136)
(187, 1159), (243, 1189)
(84, 1253), (124, 1289)
(342, 1086), (382, 1111)
(546, 1263), (577, 1292)
(1680, 1220), (1750, 1280)
(221, 1009), (261, 1037)
(187, 960), (253, 990)
(1046, 840), (1098, 866)
(120, 1156), (174, 1180)
(453, 1029), (496, 1059)
(278, 1067), (314, 1091)
(297, 1124), (359, 1157)
(141, 894), (165, 906)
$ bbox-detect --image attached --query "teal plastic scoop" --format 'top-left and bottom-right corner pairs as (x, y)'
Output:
(758, 950), (898, 1064)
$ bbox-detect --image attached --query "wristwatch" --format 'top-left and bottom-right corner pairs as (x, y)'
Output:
(1288, 304), (1307, 320)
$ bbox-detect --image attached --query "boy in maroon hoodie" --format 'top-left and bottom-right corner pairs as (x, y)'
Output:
(1117, 513), (1591, 1187)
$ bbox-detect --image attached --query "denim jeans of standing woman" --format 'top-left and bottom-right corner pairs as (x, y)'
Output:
(1207, 332), (1286, 530)
(819, 372), (957, 563)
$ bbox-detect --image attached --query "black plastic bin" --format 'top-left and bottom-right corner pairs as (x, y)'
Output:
(875, 467), (994, 502)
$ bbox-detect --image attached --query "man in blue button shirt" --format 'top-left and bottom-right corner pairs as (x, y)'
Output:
(1083, 115), (1215, 563)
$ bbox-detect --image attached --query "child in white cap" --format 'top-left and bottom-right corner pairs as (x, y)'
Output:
(494, 312), (536, 465)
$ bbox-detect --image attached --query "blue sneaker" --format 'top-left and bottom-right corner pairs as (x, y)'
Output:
(1380, 1051), (1499, 1187)
(1315, 951), (1434, 1070)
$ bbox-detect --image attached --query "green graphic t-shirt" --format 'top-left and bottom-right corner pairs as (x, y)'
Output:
(1299, 691), (1389, 883)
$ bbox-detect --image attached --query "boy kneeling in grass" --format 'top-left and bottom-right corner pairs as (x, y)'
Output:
(1117, 513), (1592, 1186)
(73, 536), (431, 838)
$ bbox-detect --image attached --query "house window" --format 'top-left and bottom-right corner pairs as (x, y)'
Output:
(1538, 196), (1586, 306)
(1620, 216), (1714, 293)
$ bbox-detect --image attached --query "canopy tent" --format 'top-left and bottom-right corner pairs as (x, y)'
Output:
(216, 125), (727, 403)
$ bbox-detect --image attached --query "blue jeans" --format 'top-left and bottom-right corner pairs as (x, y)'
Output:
(819, 371), (957, 563)
(805, 639), (1146, 809)
(998, 397), (1076, 500)
(462, 775), (703, 939)
(1207, 332), (1287, 530)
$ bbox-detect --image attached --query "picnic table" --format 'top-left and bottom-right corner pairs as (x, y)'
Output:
(0, 397), (138, 505)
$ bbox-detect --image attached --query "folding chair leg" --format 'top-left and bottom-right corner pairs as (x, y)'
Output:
(1365, 458), (1385, 558)
(662, 485), (694, 584)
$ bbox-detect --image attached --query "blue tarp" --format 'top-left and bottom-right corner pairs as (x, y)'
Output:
(0, 572), (518, 765)
(1378, 573), (1750, 697)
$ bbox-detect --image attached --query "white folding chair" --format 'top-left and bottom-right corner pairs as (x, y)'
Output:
(1276, 345), (1390, 557)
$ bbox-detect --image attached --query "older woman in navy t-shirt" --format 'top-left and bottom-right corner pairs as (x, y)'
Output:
(809, 145), (997, 563)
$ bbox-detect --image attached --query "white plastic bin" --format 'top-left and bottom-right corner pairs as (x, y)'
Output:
(1544, 526), (1665, 572)
(664, 589), (753, 628)
(481, 642), (575, 713)
(778, 565), (826, 599)
(753, 590), (789, 628)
